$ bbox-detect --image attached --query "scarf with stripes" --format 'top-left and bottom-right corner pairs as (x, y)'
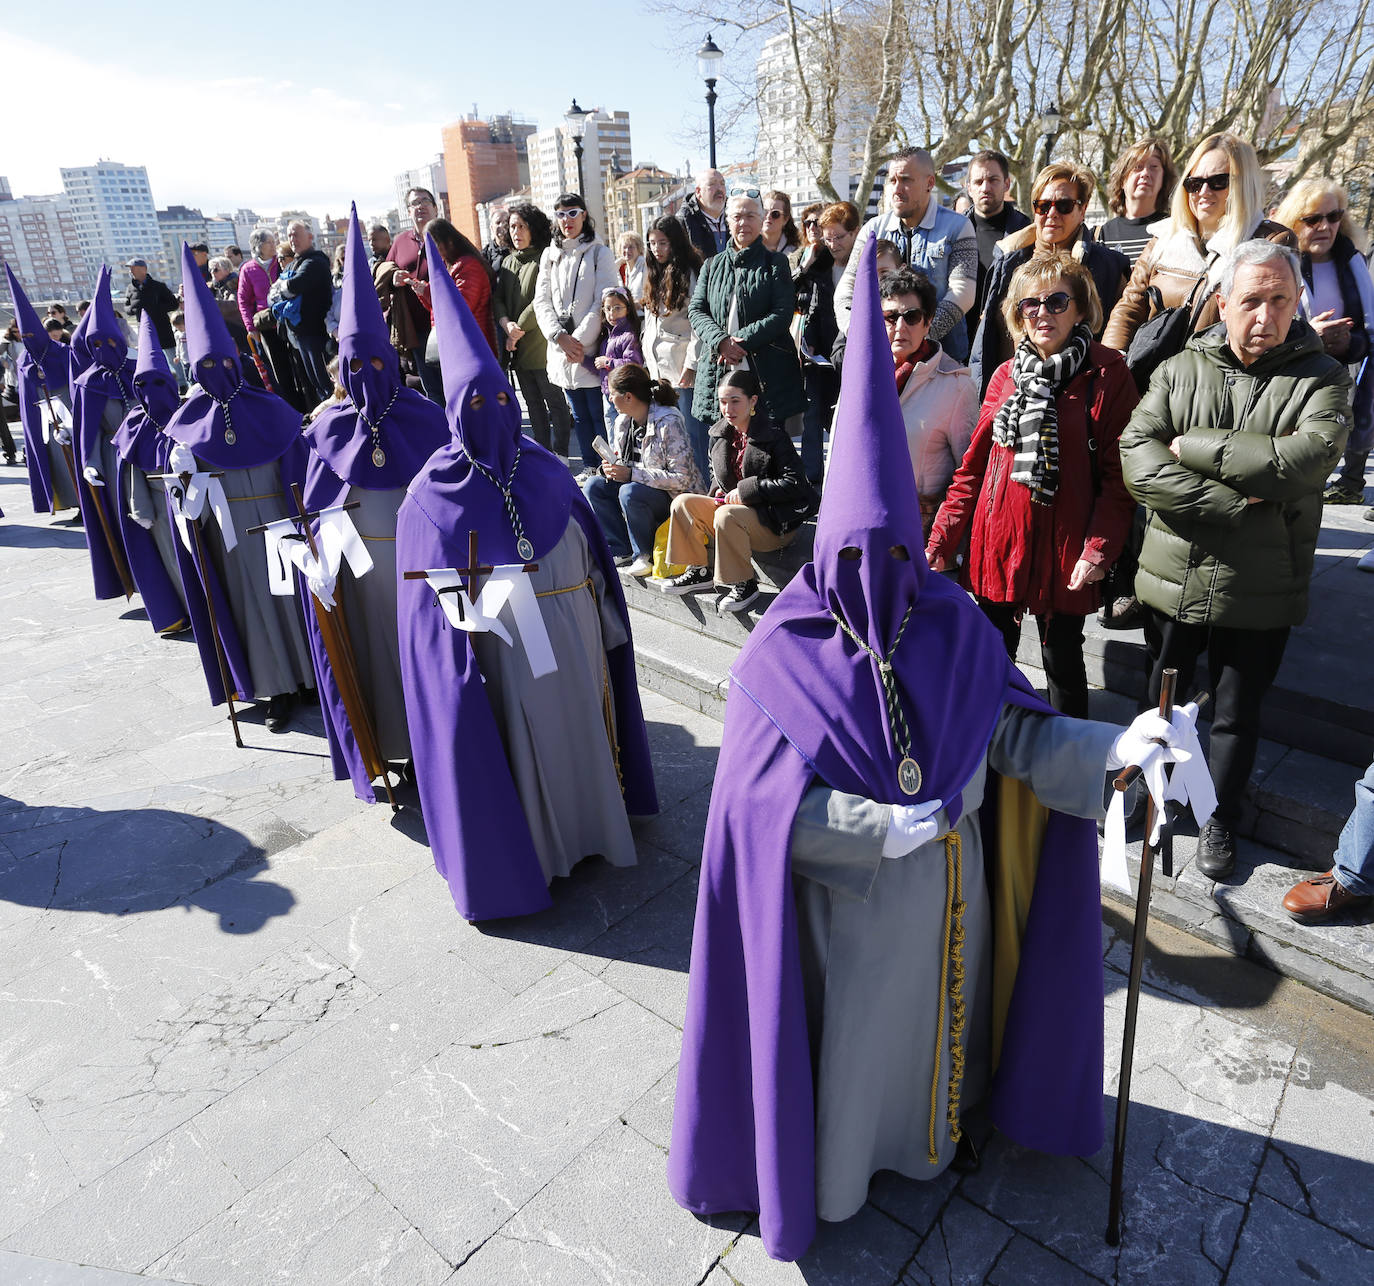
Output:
(991, 324), (1092, 504)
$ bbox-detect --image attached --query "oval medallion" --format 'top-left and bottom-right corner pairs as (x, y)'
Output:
(898, 756), (923, 797)
(516, 536), (534, 562)
(371, 446), (387, 468)
(223, 428), (237, 445)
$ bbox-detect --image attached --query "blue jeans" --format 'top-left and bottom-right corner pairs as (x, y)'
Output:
(582, 475), (671, 561)
(409, 346), (444, 405)
(565, 386), (603, 468)
(290, 328), (333, 403)
(1334, 757), (1374, 897)
(801, 365), (838, 485)
(682, 406), (711, 489)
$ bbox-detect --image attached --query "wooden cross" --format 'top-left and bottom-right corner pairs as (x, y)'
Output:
(403, 531), (540, 612)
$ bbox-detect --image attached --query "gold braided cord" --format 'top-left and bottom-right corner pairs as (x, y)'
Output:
(359, 534), (396, 542)
(945, 832), (967, 1143)
(535, 576), (594, 599)
(227, 492), (286, 502)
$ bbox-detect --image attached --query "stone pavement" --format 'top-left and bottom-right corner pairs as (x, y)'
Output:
(3, 465), (1374, 1285)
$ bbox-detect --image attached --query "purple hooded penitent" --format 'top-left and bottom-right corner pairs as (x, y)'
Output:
(112, 312), (249, 693)
(165, 242), (304, 473)
(394, 231), (657, 920)
(65, 267), (183, 626)
(667, 237), (1105, 1260)
(301, 205), (449, 802)
(5, 262), (74, 514)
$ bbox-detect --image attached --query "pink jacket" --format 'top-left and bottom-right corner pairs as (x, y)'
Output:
(237, 257), (280, 333)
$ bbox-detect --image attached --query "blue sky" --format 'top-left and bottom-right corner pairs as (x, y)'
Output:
(3, 2), (754, 220)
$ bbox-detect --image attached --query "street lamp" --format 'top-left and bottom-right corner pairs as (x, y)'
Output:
(697, 32), (724, 170)
(565, 98), (590, 195)
(1039, 102), (1063, 169)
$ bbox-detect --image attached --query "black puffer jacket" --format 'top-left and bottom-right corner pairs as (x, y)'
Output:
(708, 415), (818, 535)
(280, 247), (333, 336)
(124, 275), (178, 349)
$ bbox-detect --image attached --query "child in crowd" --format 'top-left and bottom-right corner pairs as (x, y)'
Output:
(171, 311), (190, 391)
(591, 286), (644, 436)
(874, 238), (903, 275)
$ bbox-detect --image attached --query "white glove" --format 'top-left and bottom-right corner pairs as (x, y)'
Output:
(1107, 707), (1196, 771)
(83, 465), (104, 488)
(167, 442), (197, 476)
(133, 515), (154, 530)
(54, 425), (72, 445)
(882, 798), (945, 859)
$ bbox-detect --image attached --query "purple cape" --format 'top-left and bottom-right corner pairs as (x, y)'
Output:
(395, 232), (657, 919)
(5, 262), (74, 514)
(164, 242), (303, 471)
(301, 207), (450, 801)
(667, 236), (1104, 1260)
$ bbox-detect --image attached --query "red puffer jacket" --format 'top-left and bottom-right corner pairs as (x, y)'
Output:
(926, 342), (1138, 616)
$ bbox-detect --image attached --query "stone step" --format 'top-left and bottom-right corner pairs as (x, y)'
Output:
(619, 572), (774, 648)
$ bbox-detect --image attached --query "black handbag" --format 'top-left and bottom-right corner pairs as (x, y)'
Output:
(1124, 254), (1217, 393)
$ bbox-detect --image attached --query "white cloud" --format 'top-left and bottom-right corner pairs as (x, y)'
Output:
(0, 30), (440, 218)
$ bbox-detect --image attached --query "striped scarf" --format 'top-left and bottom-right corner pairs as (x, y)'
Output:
(990, 324), (1093, 504)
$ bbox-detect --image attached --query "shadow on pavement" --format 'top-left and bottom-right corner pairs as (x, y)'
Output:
(0, 519), (89, 550)
(0, 793), (294, 934)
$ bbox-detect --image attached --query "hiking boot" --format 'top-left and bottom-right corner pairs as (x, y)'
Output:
(1323, 481), (1365, 505)
(1195, 821), (1236, 880)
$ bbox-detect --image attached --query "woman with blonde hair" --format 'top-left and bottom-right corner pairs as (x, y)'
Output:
(617, 230), (647, 304)
(928, 250), (1138, 716)
(1275, 177), (1374, 503)
(1103, 131), (1295, 353)
(970, 160), (1129, 396)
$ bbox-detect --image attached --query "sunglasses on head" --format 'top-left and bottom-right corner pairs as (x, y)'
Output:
(1182, 172), (1230, 195)
(1300, 208), (1345, 227)
(882, 307), (925, 327)
(729, 185), (761, 199)
(1016, 291), (1072, 317)
(1032, 197), (1083, 217)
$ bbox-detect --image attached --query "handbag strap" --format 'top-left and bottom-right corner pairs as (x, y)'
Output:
(1183, 251), (1221, 328)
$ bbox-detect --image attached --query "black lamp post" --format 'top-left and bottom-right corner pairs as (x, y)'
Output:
(1039, 102), (1063, 170)
(565, 99), (590, 195)
(697, 33), (724, 170)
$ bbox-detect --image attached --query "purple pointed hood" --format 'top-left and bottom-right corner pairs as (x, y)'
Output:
(132, 308), (180, 423)
(74, 266), (137, 398)
(728, 234), (1012, 814)
(67, 301), (97, 385)
(165, 241), (304, 469)
(404, 230), (574, 563)
(304, 206), (449, 489)
(5, 263), (70, 391)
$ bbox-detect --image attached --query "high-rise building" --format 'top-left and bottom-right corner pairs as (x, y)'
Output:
(441, 113), (537, 244)
(0, 177), (92, 300)
(203, 215), (237, 254)
(754, 32), (861, 206)
(527, 109), (633, 236)
(60, 161), (165, 282)
(229, 208), (266, 251)
(393, 158), (449, 223)
(157, 205), (207, 286)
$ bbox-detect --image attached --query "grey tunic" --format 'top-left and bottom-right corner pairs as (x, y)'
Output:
(127, 460), (187, 619)
(790, 704), (1117, 1222)
(336, 485), (409, 762)
(201, 460), (314, 700)
(468, 520), (636, 882)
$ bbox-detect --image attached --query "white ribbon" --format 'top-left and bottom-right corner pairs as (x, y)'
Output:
(1101, 702), (1217, 896)
(262, 507), (372, 610)
(44, 398), (73, 445)
(423, 565), (557, 679)
(166, 450), (237, 554)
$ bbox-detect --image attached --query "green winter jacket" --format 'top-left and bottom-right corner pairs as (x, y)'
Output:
(1120, 321), (1351, 630)
(688, 238), (805, 425)
(493, 246), (547, 372)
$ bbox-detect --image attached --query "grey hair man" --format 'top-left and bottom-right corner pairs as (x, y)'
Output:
(834, 146), (978, 361)
(1119, 238), (1351, 878)
(679, 167), (729, 261)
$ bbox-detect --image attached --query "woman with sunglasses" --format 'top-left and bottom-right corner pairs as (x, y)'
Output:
(534, 192), (620, 474)
(1274, 179), (1374, 505)
(970, 162), (1129, 398)
(1103, 132), (1294, 354)
(790, 203), (826, 273)
(761, 190), (801, 257)
(928, 251), (1138, 716)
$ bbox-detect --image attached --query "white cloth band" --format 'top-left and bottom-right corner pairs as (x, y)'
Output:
(1101, 703), (1217, 896)
(262, 507), (372, 609)
(423, 566), (557, 679)
(169, 470), (237, 554)
(44, 398), (72, 445)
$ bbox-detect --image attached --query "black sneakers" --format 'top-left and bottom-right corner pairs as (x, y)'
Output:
(717, 578), (760, 614)
(1195, 821), (1236, 879)
(661, 565), (713, 595)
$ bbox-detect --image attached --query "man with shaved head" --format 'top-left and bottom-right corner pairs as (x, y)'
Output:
(679, 168), (729, 262)
(835, 146), (978, 361)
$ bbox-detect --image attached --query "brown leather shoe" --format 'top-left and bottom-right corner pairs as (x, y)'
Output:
(1281, 870), (1371, 924)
